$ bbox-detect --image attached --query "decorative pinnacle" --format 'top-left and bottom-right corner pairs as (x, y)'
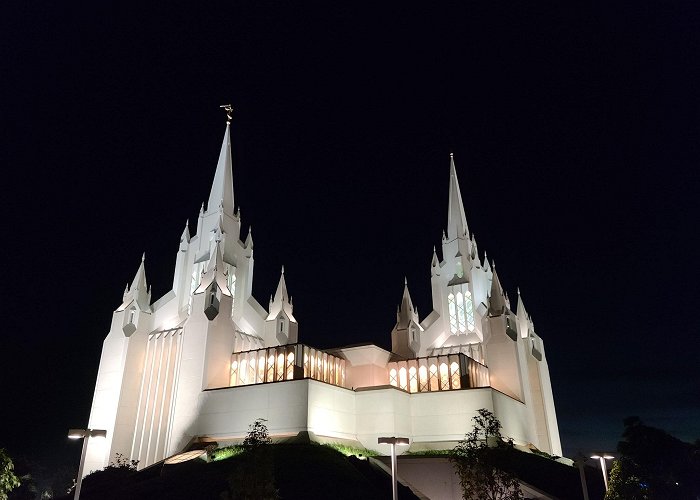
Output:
(220, 104), (233, 124)
(449, 152), (454, 158)
(141, 252), (145, 262)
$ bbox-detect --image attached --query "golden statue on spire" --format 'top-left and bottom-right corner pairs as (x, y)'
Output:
(219, 104), (233, 124)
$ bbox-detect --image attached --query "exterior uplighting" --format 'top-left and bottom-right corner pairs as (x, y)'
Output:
(590, 453), (614, 491)
(378, 436), (410, 500)
(68, 428), (107, 500)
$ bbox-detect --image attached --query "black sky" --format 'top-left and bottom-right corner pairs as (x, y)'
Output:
(1, 1), (699, 471)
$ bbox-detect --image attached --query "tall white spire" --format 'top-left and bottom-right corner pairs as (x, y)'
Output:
(446, 153), (469, 242)
(207, 123), (234, 215)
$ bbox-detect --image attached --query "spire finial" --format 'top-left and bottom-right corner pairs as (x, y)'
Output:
(450, 151), (454, 158)
(404, 276), (408, 285)
(281, 265), (285, 275)
(220, 104), (233, 124)
(141, 252), (145, 262)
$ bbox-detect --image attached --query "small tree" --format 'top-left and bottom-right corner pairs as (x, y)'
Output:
(451, 409), (524, 500)
(0, 449), (20, 500)
(243, 418), (272, 449)
(226, 418), (278, 500)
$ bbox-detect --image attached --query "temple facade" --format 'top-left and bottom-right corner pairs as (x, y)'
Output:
(83, 119), (561, 475)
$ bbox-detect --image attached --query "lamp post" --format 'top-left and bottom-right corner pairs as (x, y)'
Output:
(590, 453), (614, 491)
(68, 428), (107, 500)
(378, 436), (409, 500)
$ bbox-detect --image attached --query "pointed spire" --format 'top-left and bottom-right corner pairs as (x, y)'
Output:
(488, 268), (506, 316)
(483, 252), (491, 272)
(517, 289), (528, 321)
(447, 153), (469, 242)
(207, 123), (234, 215)
(130, 253), (147, 292)
(397, 279), (419, 327)
(245, 227), (253, 249)
(267, 266), (296, 321)
(274, 266), (288, 303)
(180, 220), (191, 243)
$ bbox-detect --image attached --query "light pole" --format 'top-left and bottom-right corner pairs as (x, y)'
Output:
(68, 428), (107, 500)
(378, 436), (409, 500)
(590, 453), (614, 491)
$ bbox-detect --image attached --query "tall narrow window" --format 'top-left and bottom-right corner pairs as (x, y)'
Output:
(230, 360), (238, 386)
(286, 352), (294, 380)
(128, 309), (136, 324)
(409, 367), (418, 393)
(389, 368), (398, 387)
(399, 367), (408, 391)
(419, 366), (428, 392)
(429, 364), (439, 391)
(439, 363), (449, 389)
(450, 362), (461, 389)
(227, 266), (237, 318)
(240, 359), (248, 384)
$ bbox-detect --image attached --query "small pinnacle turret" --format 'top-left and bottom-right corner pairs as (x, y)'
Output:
(267, 266), (295, 321)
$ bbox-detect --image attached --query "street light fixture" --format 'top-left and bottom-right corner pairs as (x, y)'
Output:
(590, 453), (614, 491)
(378, 437), (410, 500)
(68, 428), (107, 500)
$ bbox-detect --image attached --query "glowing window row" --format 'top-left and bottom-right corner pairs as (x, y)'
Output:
(302, 345), (346, 387)
(230, 344), (345, 388)
(387, 353), (489, 393)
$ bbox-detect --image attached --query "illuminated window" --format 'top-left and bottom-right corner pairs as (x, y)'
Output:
(267, 355), (274, 382)
(450, 362), (460, 389)
(240, 359), (248, 384)
(227, 267), (237, 317)
(456, 261), (463, 278)
(399, 367), (408, 391)
(409, 366), (418, 393)
(256, 355), (265, 383)
(304, 351), (309, 378)
(389, 368), (397, 387)
(276, 354), (285, 381)
(465, 291), (475, 331)
(448, 293), (458, 334)
(448, 285), (475, 334)
(429, 364), (439, 391)
(419, 366), (428, 392)
(439, 363), (449, 389)
(230, 360), (238, 386)
(248, 357), (255, 382)
(286, 352), (294, 380)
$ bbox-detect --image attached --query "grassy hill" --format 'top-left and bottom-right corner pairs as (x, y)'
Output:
(61, 444), (419, 500)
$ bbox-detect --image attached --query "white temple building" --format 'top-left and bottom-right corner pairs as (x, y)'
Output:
(83, 117), (562, 475)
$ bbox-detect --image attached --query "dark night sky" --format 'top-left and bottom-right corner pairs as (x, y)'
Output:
(1, 0), (699, 472)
